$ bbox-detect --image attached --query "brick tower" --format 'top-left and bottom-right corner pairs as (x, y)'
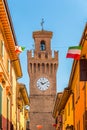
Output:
(27, 29), (58, 130)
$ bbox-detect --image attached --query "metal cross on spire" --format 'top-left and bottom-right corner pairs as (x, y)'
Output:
(41, 18), (44, 30)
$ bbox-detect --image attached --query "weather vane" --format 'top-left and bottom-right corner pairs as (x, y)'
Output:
(41, 18), (44, 30)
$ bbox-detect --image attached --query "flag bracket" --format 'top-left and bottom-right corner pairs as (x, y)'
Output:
(10, 59), (19, 63)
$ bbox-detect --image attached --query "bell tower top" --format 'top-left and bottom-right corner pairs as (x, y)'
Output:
(33, 30), (53, 52)
(33, 30), (53, 38)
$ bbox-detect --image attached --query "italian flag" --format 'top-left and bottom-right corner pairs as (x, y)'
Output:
(66, 46), (82, 60)
(15, 46), (25, 54)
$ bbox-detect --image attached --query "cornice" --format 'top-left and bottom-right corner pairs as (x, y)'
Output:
(0, 0), (22, 78)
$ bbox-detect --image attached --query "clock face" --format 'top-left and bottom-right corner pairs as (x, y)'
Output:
(37, 77), (50, 91)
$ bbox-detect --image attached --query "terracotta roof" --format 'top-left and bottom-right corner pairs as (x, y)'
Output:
(0, 0), (22, 78)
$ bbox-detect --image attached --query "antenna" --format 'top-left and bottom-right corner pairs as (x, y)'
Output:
(41, 18), (44, 30)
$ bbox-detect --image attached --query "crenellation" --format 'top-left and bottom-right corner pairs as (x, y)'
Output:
(28, 50), (58, 61)
(27, 50), (32, 58)
(54, 51), (58, 60)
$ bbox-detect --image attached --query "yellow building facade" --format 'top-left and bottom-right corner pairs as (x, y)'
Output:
(52, 92), (63, 130)
(53, 89), (74, 130)
(0, 0), (29, 130)
(53, 23), (87, 130)
(67, 23), (87, 130)
(17, 83), (30, 130)
(61, 89), (74, 129)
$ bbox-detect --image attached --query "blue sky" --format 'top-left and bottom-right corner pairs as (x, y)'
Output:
(7, 0), (87, 93)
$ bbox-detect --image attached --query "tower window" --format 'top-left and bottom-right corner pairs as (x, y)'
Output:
(40, 40), (46, 51)
(51, 64), (53, 73)
(42, 63), (45, 73)
(34, 63), (36, 73)
(38, 63), (40, 71)
(46, 63), (49, 73)
(30, 63), (32, 73)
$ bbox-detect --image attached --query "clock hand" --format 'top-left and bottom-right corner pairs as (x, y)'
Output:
(44, 81), (48, 84)
(40, 82), (44, 85)
(40, 81), (49, 85)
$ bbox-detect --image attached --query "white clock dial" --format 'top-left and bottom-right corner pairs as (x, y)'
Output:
(37, 77), (50, 91)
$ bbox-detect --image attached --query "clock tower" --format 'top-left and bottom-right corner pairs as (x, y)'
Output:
(27, 29), (58, 130)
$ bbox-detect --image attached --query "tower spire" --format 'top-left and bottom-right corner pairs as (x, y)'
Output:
(41, 18), (44, 30)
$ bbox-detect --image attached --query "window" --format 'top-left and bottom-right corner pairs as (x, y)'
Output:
(7, 59), (10, 73)
(51, 64), (53, 73)
(65, 109), (67, 121)
(0, 40), (4, 57)
(42, 63), (45, 73)
(72, 94), (74, 109)
(46, 64), (49, 73)
(30, 63), (32, 73)
(68, 102), (70, 116)
(38, 63), (40, 71)
(40, 40), (46, 51)
(76, 79), (80, 103)
(77, 121), (80, 130)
